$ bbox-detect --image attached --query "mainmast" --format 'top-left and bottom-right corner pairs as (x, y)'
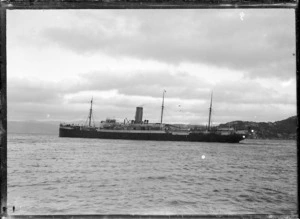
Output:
(88, 97), (93, 127)
(207, 92), (213, 131)
(160, 90), (166, 124)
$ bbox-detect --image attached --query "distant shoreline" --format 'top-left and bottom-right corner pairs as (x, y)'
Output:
(7, 115), (296, 140)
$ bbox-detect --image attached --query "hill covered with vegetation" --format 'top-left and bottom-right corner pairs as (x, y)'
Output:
(218, 116), (297, 139)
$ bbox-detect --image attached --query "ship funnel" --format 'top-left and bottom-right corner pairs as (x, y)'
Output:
(135, 107), (143, 124)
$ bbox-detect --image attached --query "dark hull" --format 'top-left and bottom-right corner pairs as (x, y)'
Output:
(59, 128), (245, 143)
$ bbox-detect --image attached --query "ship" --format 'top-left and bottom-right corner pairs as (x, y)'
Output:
(59, 91), (247, 143)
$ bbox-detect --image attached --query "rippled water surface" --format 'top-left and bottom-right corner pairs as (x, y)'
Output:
(7, 134), (297, 215)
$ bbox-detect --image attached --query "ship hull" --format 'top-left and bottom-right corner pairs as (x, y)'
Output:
(59, 127), (245, 143)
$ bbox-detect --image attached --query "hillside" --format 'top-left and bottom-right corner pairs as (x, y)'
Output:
(218, 116), (297, 139)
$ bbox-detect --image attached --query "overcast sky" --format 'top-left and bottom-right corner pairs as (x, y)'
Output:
(7, 9), (296, 125)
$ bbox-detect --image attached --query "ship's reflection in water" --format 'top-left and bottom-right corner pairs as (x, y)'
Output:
(8, 133), (297, 215)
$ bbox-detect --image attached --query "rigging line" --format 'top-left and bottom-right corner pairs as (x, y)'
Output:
(164, 105), (183, 124)
(85, 111), (90, 126)
(163, 106), (173, 123)
(81, 114), (87, 126)
(91, 99), (97, 126)
(85, 108), (90, 126)
(91, 113), (96, 127)
(210, 108), (213, 128)
(90, 109), (95, 126)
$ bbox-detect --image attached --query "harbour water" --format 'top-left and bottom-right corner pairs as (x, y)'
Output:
(7, 133), (297, 215)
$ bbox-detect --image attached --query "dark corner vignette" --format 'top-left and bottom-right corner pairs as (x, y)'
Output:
(0, 8), (7, 218)
(296, 5), (299, 218)
(0, 1), (298, 219)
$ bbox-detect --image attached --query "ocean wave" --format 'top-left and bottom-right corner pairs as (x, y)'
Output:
(7, 134), (297, 215)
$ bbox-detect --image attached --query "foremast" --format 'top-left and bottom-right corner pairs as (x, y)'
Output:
(88, 97), (93, 127)
(208, 92), (213, 131)
(160, 90), (166, 125)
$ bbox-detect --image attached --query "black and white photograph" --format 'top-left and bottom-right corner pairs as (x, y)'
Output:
(4, 8), (297, 215)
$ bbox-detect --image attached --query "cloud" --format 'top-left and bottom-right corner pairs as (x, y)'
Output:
(8, 77), (64, 104)
(214, 80), (296, 105)
(7, 67), (296, 123)
(39, 10), (295, 80)
(76, 70), (212, 99)
(7, 10), (296, 123)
